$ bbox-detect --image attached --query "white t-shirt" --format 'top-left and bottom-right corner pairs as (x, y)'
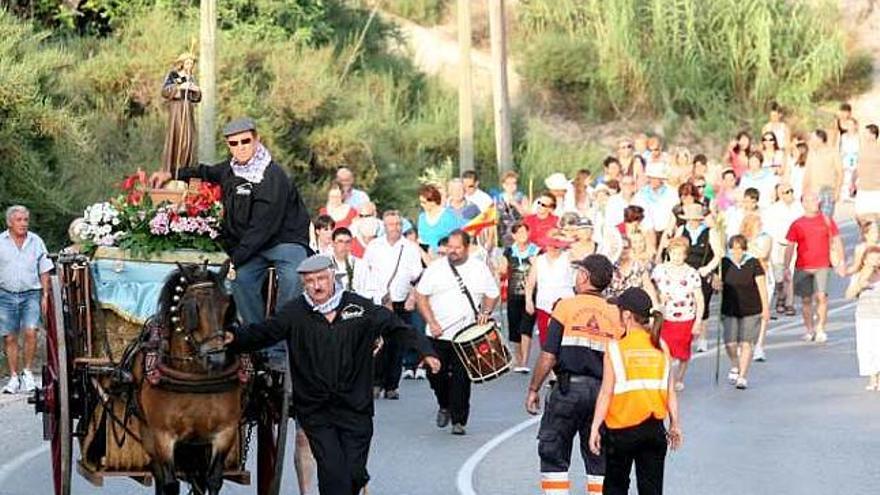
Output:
(359, 236), (423, 304)
(534, 252), (575, 312)
(466, 188), (494, 212)
(633, 185), (678, 232)
(416, 256), (500, 341)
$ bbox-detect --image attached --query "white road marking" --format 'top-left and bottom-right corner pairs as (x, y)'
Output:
(0, 444), (49, 486)
(456, 300), (858, 495)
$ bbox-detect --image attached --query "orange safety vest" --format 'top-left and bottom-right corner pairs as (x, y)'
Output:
(605, 329), (670, 429)
(552, 293), (624, 352)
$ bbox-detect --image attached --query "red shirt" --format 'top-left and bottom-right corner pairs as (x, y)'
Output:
(523, 213), (558, 248)
(786, 214), (839, 269)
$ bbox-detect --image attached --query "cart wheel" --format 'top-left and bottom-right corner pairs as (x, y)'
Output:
(256, 365), (290, 495)
(34, 276), (72, 495)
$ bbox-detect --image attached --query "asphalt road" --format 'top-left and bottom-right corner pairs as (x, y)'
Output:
(1, 210), (877, 495)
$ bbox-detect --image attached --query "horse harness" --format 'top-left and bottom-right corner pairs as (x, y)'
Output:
(142, 278), (253, 394)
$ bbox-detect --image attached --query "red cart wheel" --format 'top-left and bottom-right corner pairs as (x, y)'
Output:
(256, 364), (290, 495)
(33, 276), (72, 495)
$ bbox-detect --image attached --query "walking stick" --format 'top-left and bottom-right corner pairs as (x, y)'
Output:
(713, 214), (725, 386)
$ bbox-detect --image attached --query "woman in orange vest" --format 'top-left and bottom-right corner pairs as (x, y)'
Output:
(588, 287), (682, 495)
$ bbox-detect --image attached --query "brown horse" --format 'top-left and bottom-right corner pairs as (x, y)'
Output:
(131, 263), (245, 495)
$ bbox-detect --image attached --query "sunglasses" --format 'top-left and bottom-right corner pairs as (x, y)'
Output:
(620, 144), (633, 149)
(227, 137), (252, 147)
(762, 137), (776, 142)
(538, 202), (555, 209)
(782, 189), (793, 194)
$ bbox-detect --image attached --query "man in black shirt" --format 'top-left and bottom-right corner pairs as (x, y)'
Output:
(225, 255), (439, 495)
(151, 117), (312, 325)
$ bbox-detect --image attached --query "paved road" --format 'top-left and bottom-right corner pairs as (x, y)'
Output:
(1, 213), (877, 495)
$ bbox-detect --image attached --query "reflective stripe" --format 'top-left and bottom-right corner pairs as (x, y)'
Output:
(561, 335), (607, 351)
(586, 475), (604, 495)
(541, 472), (570, 495)
(614, 378), (667, 394)
(608, 339), (669, 394)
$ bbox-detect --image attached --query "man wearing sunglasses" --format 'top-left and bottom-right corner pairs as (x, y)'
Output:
(764, 182), (804, 317)
(150, 116), (311, 324)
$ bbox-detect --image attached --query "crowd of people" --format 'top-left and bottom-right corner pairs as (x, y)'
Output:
(3, 102), (879, 494)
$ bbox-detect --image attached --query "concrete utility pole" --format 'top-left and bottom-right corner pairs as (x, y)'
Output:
(488, 0), (513, 175)
(198, 0), (217, 164)
(457, 0), (475, 174)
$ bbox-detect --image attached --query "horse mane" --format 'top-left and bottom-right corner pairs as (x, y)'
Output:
(155, 263), (226, 328)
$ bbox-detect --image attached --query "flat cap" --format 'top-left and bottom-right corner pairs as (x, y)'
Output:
(222, 117), (257, 137)
(296, 255), (334, 274)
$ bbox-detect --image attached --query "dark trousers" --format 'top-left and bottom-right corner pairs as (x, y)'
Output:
(299, 410), (373, 495)
(603, 418), (667, 495)
(426, 338), (472, 425)
(374, 302), (409, 390)
(538, 379), (604, 476)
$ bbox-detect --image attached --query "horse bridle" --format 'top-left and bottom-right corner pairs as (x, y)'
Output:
(168, 279), (231, 361)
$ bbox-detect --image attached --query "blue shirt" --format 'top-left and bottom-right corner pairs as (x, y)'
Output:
(418, 208), (463, 252)
(0, 231), (54, 292)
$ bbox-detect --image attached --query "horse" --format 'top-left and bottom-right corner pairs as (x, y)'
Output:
(130, 263), (247, 495)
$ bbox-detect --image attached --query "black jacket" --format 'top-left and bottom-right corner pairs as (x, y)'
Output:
(180, 160), (311, 266)
(230, 291), (436, 418)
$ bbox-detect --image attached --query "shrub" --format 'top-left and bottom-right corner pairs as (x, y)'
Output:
(382, 0), (449, 25)
(516, 0), (855, 122)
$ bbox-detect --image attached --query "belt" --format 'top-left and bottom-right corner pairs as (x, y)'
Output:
(568, 374), (599, 383)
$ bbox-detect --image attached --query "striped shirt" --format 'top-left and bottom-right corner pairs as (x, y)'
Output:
(0, 231), (53, 292)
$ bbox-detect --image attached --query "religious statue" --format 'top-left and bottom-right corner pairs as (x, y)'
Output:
(161, 53), (202, 177)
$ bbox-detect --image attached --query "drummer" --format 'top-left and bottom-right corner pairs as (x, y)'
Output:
(415, 230), (499, 436)
(525, 254), (623, 495)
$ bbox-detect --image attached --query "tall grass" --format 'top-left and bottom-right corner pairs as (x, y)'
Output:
(516, 0), (851, 121)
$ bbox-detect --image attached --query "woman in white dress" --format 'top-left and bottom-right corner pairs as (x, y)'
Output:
(845, 246), (880, 390)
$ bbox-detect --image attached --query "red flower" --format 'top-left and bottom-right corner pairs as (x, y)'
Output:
(184, 182), (223, 216)
(120, 169), (148, 205)
(478, 342), (490, 355)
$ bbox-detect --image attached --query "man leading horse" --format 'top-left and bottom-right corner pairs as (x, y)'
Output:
(224, 255), (441, 495)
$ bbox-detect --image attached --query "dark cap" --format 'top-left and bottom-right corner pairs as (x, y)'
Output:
(609, 287), (653, 318)
(571, 254), (613, 290)
(222, 117), (257, 137)
(296, 255), (334, 274)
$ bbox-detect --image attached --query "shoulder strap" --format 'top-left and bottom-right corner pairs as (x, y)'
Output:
(448, 258), (479, 318)
(385, 244), (404, 293)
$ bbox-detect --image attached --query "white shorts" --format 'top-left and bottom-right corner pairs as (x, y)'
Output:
(855, 189), (880, 216)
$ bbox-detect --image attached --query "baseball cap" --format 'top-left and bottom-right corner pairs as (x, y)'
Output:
(571, 254), (614, 290)
(609, 287), (653, 318)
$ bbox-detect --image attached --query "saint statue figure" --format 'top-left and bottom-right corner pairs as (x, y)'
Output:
(161, 52), (202, 177)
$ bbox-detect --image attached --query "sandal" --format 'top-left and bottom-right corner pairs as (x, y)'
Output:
(784, 306), (797, 317)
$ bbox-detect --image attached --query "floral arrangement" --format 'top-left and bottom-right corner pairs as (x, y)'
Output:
(76, 170), (224, 256)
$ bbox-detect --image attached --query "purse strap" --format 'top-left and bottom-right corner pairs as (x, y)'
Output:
(385, 244), (404, 295)
(448, 258), (479, 318)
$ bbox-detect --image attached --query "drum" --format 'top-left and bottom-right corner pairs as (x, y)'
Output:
(452, 321), (513, 383)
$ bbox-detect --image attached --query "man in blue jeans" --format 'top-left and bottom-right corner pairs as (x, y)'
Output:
(152, 116), (314, 490)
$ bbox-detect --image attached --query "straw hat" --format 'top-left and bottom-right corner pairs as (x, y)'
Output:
(645, 162), (668, 180)
(544, 173), (569, 191)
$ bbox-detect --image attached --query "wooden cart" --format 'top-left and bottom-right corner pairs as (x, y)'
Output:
(30, 249), (290, 495)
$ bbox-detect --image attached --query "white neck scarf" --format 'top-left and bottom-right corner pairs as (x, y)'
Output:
(230, 143), (272, 183)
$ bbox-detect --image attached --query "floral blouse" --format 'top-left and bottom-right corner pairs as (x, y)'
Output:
(651, 263), (702, 322)
(607, 259), (654, 298)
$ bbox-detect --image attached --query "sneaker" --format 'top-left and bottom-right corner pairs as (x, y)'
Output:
(2, 375), (20, 395)
(814, 332), (828, 344)
(384, 389), (400, 400)
(415, 368), (427, 380)
(727, 368), (739, 384)
(436, 409), (451, 428)
(402, 369), (415, 380)
(695, 338), (708, 353)
(514, 366), (531, 374)
(784, 307), (797, 317)
(674, 382), (685, 392)
(373, 386), (382, 399)
(801, 332), (815, 342)
(20, 370), (36, 393)
(451, 423), (466, 435)
(735, 377), (748, 390)
(753, 346), (766, 362)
